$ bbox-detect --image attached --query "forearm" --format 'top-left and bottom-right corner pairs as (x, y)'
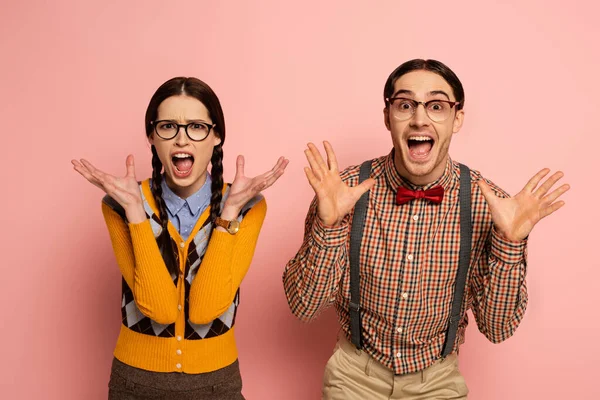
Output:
(283, 216), (349, 322)
(472, 228), (528, 343)
(102, 202), (179, 324)
(188, 198), (266, 324)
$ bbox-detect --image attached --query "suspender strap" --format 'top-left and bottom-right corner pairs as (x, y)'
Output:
(349, 162), (472, 355)
(442, 163), (472, 357)
(349, 160), (372, 349)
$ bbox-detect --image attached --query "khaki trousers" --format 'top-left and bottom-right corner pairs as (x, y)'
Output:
(322, 335), (469, 400)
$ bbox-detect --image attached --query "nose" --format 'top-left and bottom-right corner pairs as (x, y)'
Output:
(410, 103), (430, 128)
(174, 126), (190, 146)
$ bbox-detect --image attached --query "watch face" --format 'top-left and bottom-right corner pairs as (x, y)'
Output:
(228, 220), (240, 234)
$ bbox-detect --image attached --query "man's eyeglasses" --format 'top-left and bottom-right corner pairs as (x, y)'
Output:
(386, 97), (460, 122)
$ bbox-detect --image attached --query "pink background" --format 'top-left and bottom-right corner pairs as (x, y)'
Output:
(1, 0), (598, 398)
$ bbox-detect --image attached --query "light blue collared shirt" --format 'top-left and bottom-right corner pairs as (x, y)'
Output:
(160, 174), (212, 240)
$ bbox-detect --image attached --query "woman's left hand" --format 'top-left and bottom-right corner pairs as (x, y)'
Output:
(221, 155), (289, 216)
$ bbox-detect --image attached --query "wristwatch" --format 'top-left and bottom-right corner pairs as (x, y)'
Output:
(215, 217), (240, 235)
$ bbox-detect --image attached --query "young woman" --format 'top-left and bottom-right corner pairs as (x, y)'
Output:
(72, 77), (288, 399)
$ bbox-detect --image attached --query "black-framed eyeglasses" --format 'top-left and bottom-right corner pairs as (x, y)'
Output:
(151, 120), (216, 142)
(386, 97), (460, 122)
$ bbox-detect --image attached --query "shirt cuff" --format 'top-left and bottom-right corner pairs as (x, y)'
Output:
(490, 227), (527, 265)
(311, 216), (349, 248)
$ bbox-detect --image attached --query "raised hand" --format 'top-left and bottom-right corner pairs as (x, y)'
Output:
(71, 155), (146, 222)
(477, 168), (570, 242)
(222, 155), (289, 216)
(304, 141), (375, 227)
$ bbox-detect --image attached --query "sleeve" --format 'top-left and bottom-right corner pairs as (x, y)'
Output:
(470, 226), (529, 343)
(188, 197), (267, 324)
(281, 197), (350, 322)
(101, 201), (179, 324)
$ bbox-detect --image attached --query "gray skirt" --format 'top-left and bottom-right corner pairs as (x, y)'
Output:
(108, 358), (244, 400)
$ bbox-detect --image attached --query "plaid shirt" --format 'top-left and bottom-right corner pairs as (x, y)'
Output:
(283, 151), (528, 375)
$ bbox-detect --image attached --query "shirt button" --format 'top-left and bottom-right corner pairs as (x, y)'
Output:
(397, 327), (403, 333)
(401, 292), (408, 299)
(396, 352), (402, 358)
(412, 215), (418, 221)
(177, 336), (182, 341)
(179, 273), (184, 279)
(176, 349), (182, 355)
(180, 242), (185, 248)
(178, 305), (182, 311)
(176, 363), (182, 369)
(407, 254), (413, 261)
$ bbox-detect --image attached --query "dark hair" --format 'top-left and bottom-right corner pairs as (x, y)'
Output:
(144, 77), (226, 276)
(383, 59), (465, 110)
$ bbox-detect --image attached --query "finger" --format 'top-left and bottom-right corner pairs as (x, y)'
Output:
(72, 162), (101, 184)
(80, 159), (108, 183)
(352, 178), (376, 198)
(259, 166), (287, 190)
(260, 157), (284, 180)
(541, 183), (570, 205)
(304, 148), (323, 180)
(323, 141), (339, 172)
(278, 157), (289, 171)
(88, 166), (107, 184)
(477, 179), (499, 206)
(523, 168), (550, 193)
(73, 164), (104, 190)
(533, 171), (564, 198)
(539, 200), (566, 219)
(261, 157), (289, 181)
(307, 142), (328, 172)
(303, 166), (320, 190)
(126, 154), (136, 178)
(235, 155), (245, 180)
(80, 159), (99, 174)
(271, 156), (285, 172)
(73, 159), (96, 177)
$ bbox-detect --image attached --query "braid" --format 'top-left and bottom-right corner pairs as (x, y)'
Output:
(209, 144), (224, 225)
(150, 145), (178, 277)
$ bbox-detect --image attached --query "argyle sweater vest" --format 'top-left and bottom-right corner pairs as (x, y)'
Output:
(101, 179), (266, 373)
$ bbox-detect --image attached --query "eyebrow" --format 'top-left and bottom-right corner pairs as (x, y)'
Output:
(156, 118), (211, 123)
(391, 89), (451, 101)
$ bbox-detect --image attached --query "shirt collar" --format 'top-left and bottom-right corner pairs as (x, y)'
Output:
(161, 174), (212, 217)
(384, 149), (457, 193)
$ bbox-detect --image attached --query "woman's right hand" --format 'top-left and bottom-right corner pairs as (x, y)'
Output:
(304, 141), (375, 227)
(72, 154), (147, 223)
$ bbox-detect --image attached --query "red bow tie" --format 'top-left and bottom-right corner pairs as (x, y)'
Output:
(396, 185), (445, 205)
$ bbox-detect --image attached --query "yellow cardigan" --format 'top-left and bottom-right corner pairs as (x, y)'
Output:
(101, 179), (266, 373)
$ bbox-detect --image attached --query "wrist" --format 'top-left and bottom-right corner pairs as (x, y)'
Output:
(319, 216), (342, 228)
(125, 204), (147, 224)
(220, 203), (241, 220)
(493, 226), (524, 242)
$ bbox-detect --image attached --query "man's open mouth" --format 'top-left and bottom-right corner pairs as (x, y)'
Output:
(407, 135), (434, 159)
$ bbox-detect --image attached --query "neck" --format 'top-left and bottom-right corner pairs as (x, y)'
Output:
(393, 152), (448, 187)
(165, 172), (208, 199)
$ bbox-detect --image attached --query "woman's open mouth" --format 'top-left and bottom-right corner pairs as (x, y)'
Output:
(171, 152), (195, 178)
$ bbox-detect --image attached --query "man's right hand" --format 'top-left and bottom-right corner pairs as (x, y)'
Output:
(303, 141), (375, 227)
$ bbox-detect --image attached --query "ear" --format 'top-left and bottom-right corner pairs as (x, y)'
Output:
(452, 109), (465, 134)
(148, 133), (155, 145)
(213, 135), (222, 147)
(383, 107), (391, 131)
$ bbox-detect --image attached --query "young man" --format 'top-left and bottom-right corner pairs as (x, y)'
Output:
(282, 59), (569, 399)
